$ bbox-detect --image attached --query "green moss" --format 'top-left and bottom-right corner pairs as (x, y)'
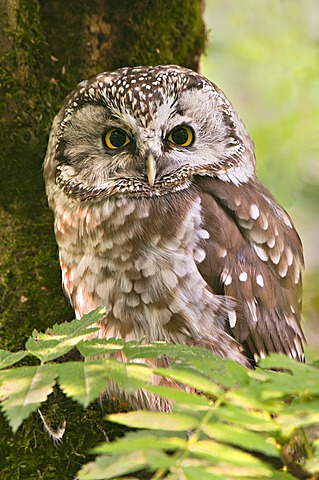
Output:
(0, 0), (72, 350)
(0, 0), (206, 477)
(101, 0), (206, 71)
(1, 390), (128, 479)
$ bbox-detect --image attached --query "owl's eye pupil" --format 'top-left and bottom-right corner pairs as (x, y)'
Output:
(167, 126), (194, 147)
(104, 128), (130, 149)
(110, 130), (126, 147)
(171, 127), (188, 145)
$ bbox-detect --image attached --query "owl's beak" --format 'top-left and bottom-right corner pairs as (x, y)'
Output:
(146, 153), (156, 187)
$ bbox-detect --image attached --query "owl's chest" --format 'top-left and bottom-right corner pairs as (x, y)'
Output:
(56, 194), (209, 338)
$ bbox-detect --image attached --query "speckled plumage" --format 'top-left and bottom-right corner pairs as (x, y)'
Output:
(44, 65), (305, 409)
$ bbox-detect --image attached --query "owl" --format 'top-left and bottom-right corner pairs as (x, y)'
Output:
(44, 65), (305, 408)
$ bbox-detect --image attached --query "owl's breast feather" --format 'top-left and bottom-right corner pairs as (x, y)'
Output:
(54, 193), (245, 365)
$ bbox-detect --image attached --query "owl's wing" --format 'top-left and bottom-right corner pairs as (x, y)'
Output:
(195, 175), (305, 363)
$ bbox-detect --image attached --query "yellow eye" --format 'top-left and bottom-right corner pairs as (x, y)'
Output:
(167, 125), (194, 147)
(104, 128), (131, 149)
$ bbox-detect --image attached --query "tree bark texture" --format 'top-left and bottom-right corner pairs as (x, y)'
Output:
(0, 1), (206, 478)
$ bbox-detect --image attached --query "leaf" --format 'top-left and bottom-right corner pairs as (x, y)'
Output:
(213, 404), (278, 432)
(146, 385), (212, 408)
(182, 465), (225, 480)
(277, 400), (319, 435)
(48, 307), (106, 335)
(125, 363), (154, 388)
(304, 439), (319, 474)
(201, 422), (279, 457)
(25, 307), (105, 362)
(268, 473), (299, 480)
(256, 358), (319, 400)
(93, 430), (186, 454)
(189, 439), (271, 475)
(58, 361), (109, 407)
(154, 366), (223, 397)
(122, 341), (245, 391)
(107, 410), (197, 431)
(78, 451), (149, 480)
(225, 384), (282, 412)
(79, 445), (176, 480)
(0, 349), (28, 369)
(258, 353), (314, 373)
(77, 338), (124, 358)
(0, 364), (58, 432)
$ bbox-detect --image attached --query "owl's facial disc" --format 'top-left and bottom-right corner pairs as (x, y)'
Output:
(53, 65), (255, 202)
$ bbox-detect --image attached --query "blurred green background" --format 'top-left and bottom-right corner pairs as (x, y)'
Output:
(203, 0), (319, 352)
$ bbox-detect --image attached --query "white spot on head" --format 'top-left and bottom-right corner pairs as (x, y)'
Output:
(256, 274), (264, 287)
(250, 204), (260, 220)
(228, 310), (237, 328)
(239, 272), (248, 282)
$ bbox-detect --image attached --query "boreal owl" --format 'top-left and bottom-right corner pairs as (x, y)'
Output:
(43, 65), (305, 408)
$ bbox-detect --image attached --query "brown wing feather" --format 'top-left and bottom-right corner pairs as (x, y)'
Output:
(195, 175), (305, 363)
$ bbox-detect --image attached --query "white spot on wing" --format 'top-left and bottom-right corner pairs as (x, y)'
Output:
(260, 215), (269, 230)
(247, 299), (258, 323)
(221, 268), (232, 285)
(278, 262), (288, 278)
(198, 229), (210, 239)
(256, 274), (264, 287)
(286, 247), (294, 266)
(194, 248), (206, 263)
(267, 237), (276, 248)
(269, 250), (281, 265)
(218, 248), (227, 258)
(282, 213), (293, 228)
(239, 272), (248, 282)
(250, 204), (260, 220)
(229, 310), (237, 328)
(249, 229), (267, 243)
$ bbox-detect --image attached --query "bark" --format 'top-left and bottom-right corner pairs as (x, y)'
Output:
(0, 1), (206, 478)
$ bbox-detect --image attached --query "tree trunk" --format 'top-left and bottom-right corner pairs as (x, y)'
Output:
(0, 1), (206, 477)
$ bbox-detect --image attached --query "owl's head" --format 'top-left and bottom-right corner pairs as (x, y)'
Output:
(44, 65), (255, 202)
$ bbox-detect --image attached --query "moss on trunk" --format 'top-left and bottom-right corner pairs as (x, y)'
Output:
(0, 0), (206, 477)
